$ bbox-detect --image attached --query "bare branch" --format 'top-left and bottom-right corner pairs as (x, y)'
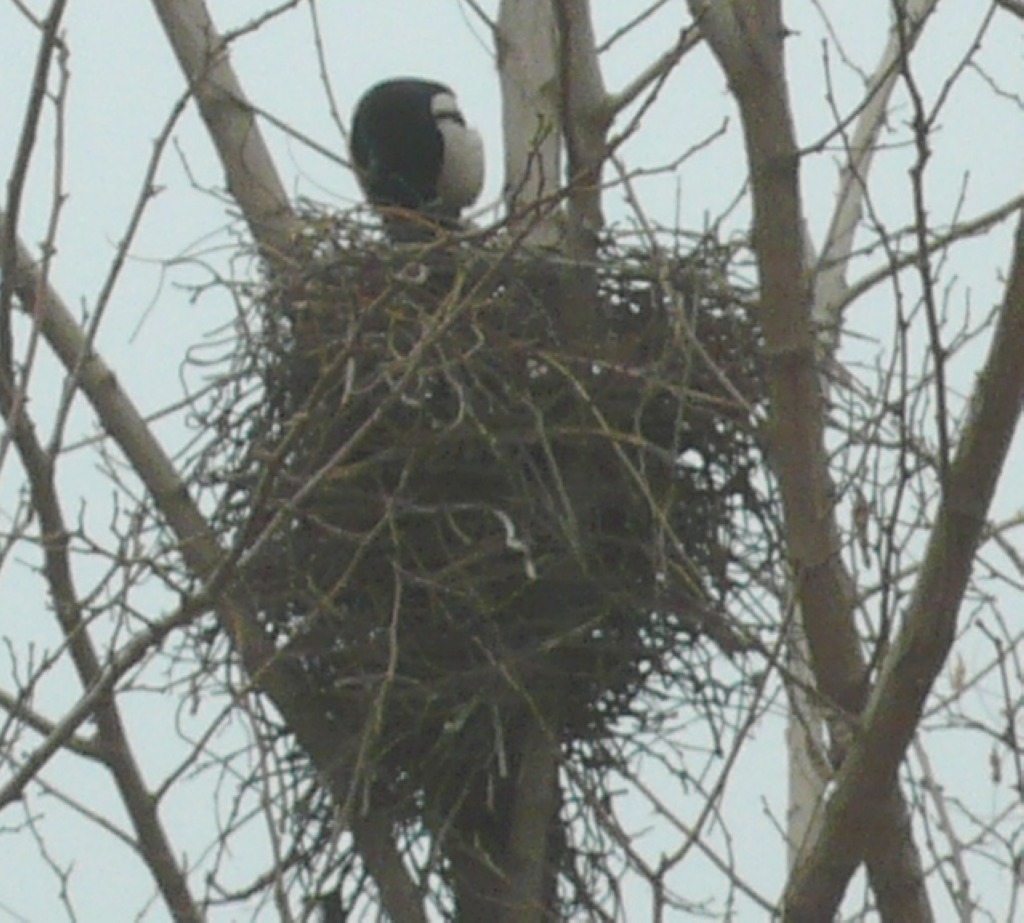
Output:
(686, 0), (867, 712)
(4, 208), (429, 922)
(149, 0), (299, 262)
(0, 250), (204, 922)
(691, 3), (936, 919)
(784, 207), (1024, 919)
(0, 605), (196, 807)
(0, 0), (68, 464)
(497, 0), (563, 245)
(597, 0), (670, 53)
(0, 3), (431, 916)
(840, 193), (1024, 313)
(812, 0), (940, 336)
(499, 720), (561, 923)
(554, 0), (608, 254)
(607, 23), (702, 118)
(995, 0), (1024, 18)
(0, 688), (103, 762)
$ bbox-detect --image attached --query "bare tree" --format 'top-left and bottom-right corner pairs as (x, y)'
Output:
(1, 1), (1022, 921)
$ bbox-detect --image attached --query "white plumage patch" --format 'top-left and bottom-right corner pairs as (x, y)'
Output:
(431, 92), (485, 213)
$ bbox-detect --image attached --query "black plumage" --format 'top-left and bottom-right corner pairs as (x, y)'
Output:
(350, 78), (484, 228)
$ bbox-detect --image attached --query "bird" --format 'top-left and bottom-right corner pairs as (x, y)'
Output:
(350, 78), (484, 236)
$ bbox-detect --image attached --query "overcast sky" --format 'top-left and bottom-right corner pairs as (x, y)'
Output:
(0, 1), (1022, 920)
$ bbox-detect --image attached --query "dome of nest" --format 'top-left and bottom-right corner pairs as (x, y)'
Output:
(203, 209), (770, 835)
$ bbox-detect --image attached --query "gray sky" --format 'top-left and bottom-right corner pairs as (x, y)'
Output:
(1, 1), (1022, 920)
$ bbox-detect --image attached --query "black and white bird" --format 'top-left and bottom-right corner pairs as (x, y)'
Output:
(350, 78), (484, 235)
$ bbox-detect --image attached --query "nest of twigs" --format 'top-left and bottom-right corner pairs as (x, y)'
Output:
(209, 209), (768, 837)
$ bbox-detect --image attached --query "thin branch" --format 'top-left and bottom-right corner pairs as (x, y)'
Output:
(115, 3), (428, 918)
(606, 23), (701, 118)
(839, 193), (1024, 313)
(0, 605), (198, 807)
(497, 0), (564, 245)
(0, 0), (68, 469)
(995, 0), (1024, 17)
(0, 688), (103, 761)
(784, 208), (1024, 917)
(912, 740), (973, 916)
(689, 3), (935, 919)
(148, 0), (299, 262)
(597, 0), (670, 53)
(812, 0), (940, 335)
(459, 0), (498, 36)
(0, 262), (204, 923)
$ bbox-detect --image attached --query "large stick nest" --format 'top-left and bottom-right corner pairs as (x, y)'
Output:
(207, 211), (770, 830)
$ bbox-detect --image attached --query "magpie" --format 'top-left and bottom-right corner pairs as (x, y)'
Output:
(350, 78), (484, 234)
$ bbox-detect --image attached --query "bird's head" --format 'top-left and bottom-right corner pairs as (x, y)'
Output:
(350, 78), (484, 232)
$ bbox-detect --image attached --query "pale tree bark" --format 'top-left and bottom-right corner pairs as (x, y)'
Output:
(0, 220), (203, 923)
(148, 4), (431, 920)
(552, 0), (608, 260)
(783, 619), (828, 870)
(461, 4), (617, 917)
(812, 0), (940, 337)
(149, 0), (298, 261)
(9, 206), (430, 923)
(784, 208), (1024, 917)
(4, 2), (432, 920)
(689, 1), (945, 919)
(498, 0), (564, 247)
(147, 3), (624, 921)
(7, 0), (1018, 918)
(788, 0), (940, 899)
(0, 3), (202, 918)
